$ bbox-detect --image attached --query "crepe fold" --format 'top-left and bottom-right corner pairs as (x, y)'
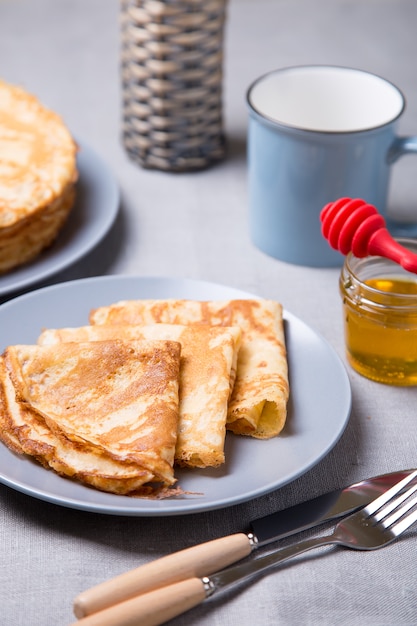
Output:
(0, 339), (182, 495)
(38, 323), (242, 468)
(89, 299), (289, 438)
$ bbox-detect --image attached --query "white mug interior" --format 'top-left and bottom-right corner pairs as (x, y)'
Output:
(248, 66), (405, 133)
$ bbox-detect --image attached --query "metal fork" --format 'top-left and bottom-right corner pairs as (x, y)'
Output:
(206, 468), (417, 595)
(73, 470), (417, 626)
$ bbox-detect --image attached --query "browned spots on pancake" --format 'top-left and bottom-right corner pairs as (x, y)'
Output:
(0, 339), (182, 493)
(90, 298), (288, 439)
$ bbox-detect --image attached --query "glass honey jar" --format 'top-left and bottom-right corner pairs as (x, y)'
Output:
(340, 238), (417, 385)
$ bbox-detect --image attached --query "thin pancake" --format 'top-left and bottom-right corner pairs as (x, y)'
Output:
(2, 339), (181, 490)
(0, 80), (78, 274)
(38, 323), (242, 467)
(0, 357), (155, 495)
(90, 299), (289, 438)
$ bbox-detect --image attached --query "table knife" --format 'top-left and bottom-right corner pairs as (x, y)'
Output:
(73, 469), (413, 619)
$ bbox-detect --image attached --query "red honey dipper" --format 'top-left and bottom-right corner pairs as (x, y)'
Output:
(320, 197), (417, 274)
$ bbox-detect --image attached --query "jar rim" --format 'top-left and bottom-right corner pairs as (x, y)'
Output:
(341, 238), (417, 311)
(344, 237), (417, 299)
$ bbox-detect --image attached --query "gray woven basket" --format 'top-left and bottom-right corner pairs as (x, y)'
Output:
(120, 0), (227, 172)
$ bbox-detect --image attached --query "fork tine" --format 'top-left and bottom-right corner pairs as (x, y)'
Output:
(373, 482), (417, 522)
(384, 491), (417, 531)
(364, 469), (417, 516)
(391, 506), (417, 536)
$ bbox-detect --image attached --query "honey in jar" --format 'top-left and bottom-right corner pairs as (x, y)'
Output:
(340, 239), (417, 385)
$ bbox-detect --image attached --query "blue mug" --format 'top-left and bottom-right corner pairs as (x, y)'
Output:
(246, 65), (417, 267)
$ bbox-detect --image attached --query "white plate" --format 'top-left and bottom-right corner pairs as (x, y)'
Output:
(0, 276), (351, 516)
(0, 141), (119, 297)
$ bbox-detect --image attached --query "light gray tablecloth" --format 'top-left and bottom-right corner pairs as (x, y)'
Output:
(0, 1), (416, 624)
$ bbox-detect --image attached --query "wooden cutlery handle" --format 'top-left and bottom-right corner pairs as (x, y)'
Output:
(72, 578), (206, 626)
(73, 532), (252, 618)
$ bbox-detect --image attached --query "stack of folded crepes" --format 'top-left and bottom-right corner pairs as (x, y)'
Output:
(90, 299), (289, 439)
(38, 323), (242, 469)
(0, 298), (289, 497)
(0, 80), (78, 274)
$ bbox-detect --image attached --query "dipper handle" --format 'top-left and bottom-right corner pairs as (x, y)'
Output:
(320, 197), (417, 273)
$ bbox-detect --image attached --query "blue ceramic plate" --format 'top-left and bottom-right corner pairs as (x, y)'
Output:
(0, 276), (351, 516)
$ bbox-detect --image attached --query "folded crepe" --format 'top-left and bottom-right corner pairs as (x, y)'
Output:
(38, 323), (242, 468)
(0, 357), (156, 495)
(0, 339), (182, 495)
(89, 299), (289, 439)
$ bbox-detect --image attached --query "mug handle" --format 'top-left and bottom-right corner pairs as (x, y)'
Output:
(388, 135), (417, 163)
(387, 135), (417, 234)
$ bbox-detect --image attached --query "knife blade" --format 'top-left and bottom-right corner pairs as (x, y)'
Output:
(71, 470), (417, 626)
(73, 469), (413, 619)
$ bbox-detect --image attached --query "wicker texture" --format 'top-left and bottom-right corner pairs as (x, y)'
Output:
(121, 0), (227, 171)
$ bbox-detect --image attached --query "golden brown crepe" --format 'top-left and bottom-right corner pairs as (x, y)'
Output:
(38, 323), (242, 467)
(0, 358), (23, 455)
(0, 80), (78, 274)
(0, 356), (156, 494)
(0, 339), (182, 494)
(90, 299), (289, 438)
